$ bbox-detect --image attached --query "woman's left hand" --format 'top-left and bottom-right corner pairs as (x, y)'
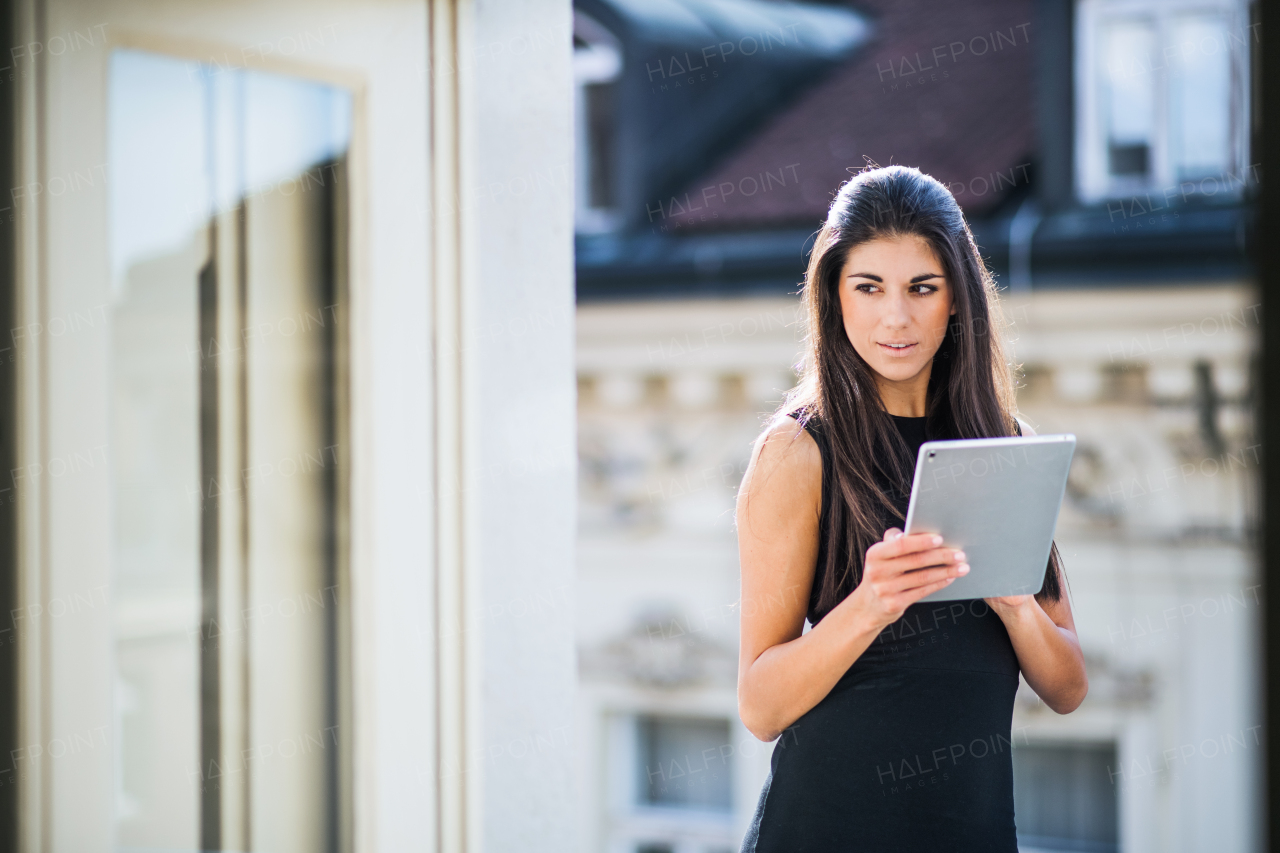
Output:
(985, 592), (1088, 713)
(985, 594), (1035, 613)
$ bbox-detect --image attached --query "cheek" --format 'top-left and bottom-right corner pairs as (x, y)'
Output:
(919, 304), (954, 348)
(929, 300), (954, 329)
(838, 292), (866, 330)
(842, 306), (879, 342)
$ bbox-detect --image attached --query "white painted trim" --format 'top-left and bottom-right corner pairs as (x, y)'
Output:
(24, 2), (435, 850)
(13, 0), (48, 848)
(429, 0), (468, 849)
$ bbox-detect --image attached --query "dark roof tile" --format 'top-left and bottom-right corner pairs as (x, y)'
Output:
(675, 0), (1037, 230)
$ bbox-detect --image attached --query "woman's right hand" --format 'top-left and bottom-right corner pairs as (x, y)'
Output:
(848, 527), (969, 628)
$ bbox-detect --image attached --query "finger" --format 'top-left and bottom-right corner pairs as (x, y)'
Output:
(885, 562), (969, 594)
(899, 568), (967, 598)
(883, 527), (903, 542)
(903, 575), (961, 603)
(874, 532), (942, 559)
(886, 547), (966, 573)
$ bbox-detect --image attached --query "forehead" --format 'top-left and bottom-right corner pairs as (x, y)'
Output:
(840, 234), (943, 273)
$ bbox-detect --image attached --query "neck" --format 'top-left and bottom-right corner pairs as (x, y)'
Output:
(875, 363), (931, 417)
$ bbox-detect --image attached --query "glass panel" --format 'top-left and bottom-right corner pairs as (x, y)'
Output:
(1168, 13), (1232, 180)
(573, 14), (622, 231)
(109, 50), (206, 851)
(1013, 742), (1119, 852)
(1100, 19), (1156, 177)
(586, 81), (618, 209)
(109, 49), (350, 853)
(242, 70), (348, 853)
(636, 715), (733, 811)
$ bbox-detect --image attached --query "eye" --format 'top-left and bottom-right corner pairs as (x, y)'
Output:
(853, 283), (880, 294)
(910, 283), (941, 295)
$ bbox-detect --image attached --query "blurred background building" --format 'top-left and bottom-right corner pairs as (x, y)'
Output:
(571, 1), (1260, 852)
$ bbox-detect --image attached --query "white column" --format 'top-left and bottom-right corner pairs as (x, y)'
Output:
(450, 0), (578, 849)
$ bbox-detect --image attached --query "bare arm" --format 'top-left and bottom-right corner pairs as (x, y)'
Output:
(986, 593), (1088, 713)
(736, 417), (970, 742)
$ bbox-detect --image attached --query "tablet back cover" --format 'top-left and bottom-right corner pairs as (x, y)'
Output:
(905, 435), (1076, 603)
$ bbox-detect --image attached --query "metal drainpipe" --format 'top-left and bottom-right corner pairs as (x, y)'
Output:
(1007, 196), (1041, 293)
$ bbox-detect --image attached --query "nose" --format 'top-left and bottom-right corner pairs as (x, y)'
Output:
(882, 290), (910, 329)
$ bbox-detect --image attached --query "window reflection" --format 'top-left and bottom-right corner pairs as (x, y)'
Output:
(1168, 14), (1232, 179)
(109, 49), (351, 853)
(1101, 19), (1156, 178)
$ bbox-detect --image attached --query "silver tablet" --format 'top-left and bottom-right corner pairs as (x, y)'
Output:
(903, 433), (1076, 602)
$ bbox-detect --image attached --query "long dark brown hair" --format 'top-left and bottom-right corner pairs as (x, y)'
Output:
(780, 165), (1064, 616)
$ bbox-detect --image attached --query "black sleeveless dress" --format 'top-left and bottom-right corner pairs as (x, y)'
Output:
(741, 413), (1021, 853)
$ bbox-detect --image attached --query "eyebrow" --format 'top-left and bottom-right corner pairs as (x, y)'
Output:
(846, 272), (944, 283)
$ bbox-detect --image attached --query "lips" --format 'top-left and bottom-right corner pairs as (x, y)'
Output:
(878, 342), (917, 354)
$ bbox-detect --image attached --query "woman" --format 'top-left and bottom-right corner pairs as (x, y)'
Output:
(736, 166), (1088, 852)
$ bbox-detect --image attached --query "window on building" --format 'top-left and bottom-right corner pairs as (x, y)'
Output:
(1013, 742), (1119, 853)
(637, 715), (734, 811)
(607, 712), (737, 853)
(585, 80), (618, 208)
(574, 12), (622, 232)
(1099, 19), (1156, 178)
(1076, 0), (1253, 202)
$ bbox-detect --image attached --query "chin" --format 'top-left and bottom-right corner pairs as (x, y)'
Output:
(872, 361), (927, 383)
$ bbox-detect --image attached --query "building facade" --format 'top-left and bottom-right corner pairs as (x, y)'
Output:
(572, 0), (1260, 851)
(574, 284), (1260, 853)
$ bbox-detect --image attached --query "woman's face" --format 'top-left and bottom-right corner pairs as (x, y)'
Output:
(837, 234), (957, 389)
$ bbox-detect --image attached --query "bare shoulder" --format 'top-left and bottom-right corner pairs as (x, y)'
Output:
(739, 415), (822, 510)
(751, 415), (821, 478)
(738, 414), (822, 549)
(1015, 415), (1037, 437)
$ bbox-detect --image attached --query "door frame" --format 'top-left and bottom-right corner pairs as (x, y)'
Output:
(9, 3), (437, 850)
